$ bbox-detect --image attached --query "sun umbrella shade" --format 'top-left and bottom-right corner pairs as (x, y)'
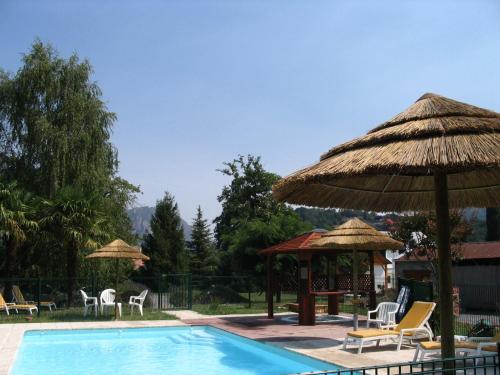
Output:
(311, 218), (403, 250)
(273, 93), (500, 211)
(86, 239), (150, 260)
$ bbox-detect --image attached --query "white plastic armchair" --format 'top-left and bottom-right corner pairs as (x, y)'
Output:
(129, 289), (148, 316)
(100, 288), (122, 317)
(366, 302), (399, 329)
(80, 290), (98, 317)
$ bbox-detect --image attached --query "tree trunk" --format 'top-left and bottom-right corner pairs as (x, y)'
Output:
(434, 172), (455, 360)
(66, 244), (78, 307)
(486, 207), (500, 241)
(5, 239), (18, 278)
(4, 239), (18, 301)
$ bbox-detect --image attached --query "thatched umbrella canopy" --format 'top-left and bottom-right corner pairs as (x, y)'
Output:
(273, 93), (500, 358)
(86, 239), (150, 319)
(311, 218), (403, 329)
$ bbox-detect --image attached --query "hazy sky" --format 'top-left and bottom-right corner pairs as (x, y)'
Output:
(2, 0), (500, 223)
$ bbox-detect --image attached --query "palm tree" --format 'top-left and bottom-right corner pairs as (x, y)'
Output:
(40, 188), (108, 306)
(0, 182), (38, 279)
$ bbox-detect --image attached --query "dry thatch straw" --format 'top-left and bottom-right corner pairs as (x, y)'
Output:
(273, 93), (500, 211)
(311, 217), (403, 251)
(86, 239), (150, 260)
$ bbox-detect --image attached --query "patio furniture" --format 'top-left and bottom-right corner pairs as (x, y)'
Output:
(0, 293), (14, 315)
(12, 285), (57, 311)
(413, 332), (500, 360)
(366, 302), (400, 329)
(100, 289), (122, 317)
(470, 332), (500, 356)
(343, 301), (436, 353)
(129, 289), (148, 316)
(413, 338), (477, 361)
(80, 290), (98, 317)
(1, 292), (38, 315)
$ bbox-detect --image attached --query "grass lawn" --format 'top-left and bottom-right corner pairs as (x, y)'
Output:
(192, 302), (290, 315)
(0, 307), (177, 324)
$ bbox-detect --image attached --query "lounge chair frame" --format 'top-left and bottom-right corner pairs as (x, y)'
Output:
(12, 285), (57, 311)
(343, 301), (436, 353)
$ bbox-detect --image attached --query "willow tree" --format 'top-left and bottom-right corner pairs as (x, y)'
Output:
(0, 40), (139, 279)
(0, 40), (117, 198)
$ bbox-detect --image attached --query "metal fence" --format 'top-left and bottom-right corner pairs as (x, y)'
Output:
(0, 274), (191, 321)
(288, 354), (499, 375)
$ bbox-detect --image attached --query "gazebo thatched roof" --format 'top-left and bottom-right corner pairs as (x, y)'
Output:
(311, 218), (403, 251)
(273, 93), (500, 211)
(86, 239), (150, 260)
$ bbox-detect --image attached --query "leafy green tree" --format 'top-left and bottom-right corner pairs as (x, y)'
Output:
(0, 181), (38, 278)
(224, 212), (311, 276)
(214, 155), (311, 276)
(142, 192), (188, 279)
(389, 210), (473, 285)
(188, 206), (218, 276)
(0, 40), (139, 280)
(40, 187), (108, 305)
(0, 40), (117, 198)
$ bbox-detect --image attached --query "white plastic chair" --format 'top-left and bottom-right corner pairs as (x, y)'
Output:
(100, 288), (122, 317)
(80, 290), (98, 317)
(129, 289), (148, 316)
(366, 301), (399, 328)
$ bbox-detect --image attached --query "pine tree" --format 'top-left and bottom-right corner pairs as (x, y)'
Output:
(142, 192), (188, 278)
(188, 206), (218, 275)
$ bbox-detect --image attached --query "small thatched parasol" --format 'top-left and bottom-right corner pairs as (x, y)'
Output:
(273, 93), (500, 358)
(86, 239), (150, 319)
(311, 218), (402, 329)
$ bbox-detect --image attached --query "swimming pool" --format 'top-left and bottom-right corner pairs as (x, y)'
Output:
(11, 326), (339, 375)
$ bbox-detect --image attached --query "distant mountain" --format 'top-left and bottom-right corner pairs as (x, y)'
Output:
(127, 206), (192, 240)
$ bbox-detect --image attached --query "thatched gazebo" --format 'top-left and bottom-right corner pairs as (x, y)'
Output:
(311, 218), (403, 329)
(273, 93), (500, 358)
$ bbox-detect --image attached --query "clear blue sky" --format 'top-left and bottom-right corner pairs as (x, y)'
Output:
(2, 0), (500, 223)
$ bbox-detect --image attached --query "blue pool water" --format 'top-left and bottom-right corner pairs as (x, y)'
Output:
(11, 326), (338, 375)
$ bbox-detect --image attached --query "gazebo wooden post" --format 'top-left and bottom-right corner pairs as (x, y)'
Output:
(266, 254), (274, 319)
(298, 252), (315, 325)
(369, 251), (376, 310)
(328, 254), (339, 315)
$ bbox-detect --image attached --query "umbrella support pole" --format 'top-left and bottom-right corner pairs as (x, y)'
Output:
(352, 249), (358, 331)
(115, 259), (119, 321)
(434, 172), (455, 360)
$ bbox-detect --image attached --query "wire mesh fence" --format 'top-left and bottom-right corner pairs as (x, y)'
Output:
(0, 275), (191, 322)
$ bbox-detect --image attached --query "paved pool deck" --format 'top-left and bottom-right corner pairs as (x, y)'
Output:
(0, 311), (487, 374)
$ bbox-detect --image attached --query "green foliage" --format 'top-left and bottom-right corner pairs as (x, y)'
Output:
(0, 181), (38, 277)
(214, 155), (288, 249)
(39, 187), (109, 305)
(0, 40), (139, 281)
(295, 207), (397, 231)
(214, 155), (311, 277)
(141, 192), (188, 279)
(0, 40), (117, 198)
(188, 206), (218, 276)
(389, 210), (473, 285)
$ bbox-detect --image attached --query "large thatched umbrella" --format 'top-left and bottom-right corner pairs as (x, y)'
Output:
(311, 218), (402, 330)
(86, 239), (150, 319)
(273, 93), (500, 358)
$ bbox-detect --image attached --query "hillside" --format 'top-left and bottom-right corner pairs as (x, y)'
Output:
(127, 206), (192, 240)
